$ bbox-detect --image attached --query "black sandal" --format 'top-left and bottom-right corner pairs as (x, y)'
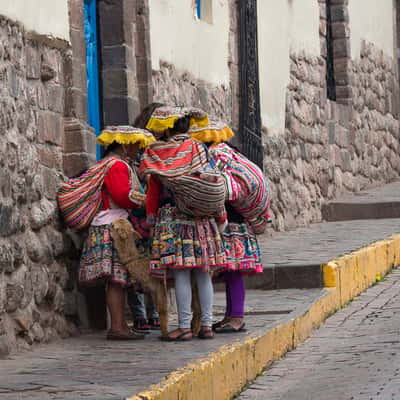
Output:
(214, 322), (246, 334)
(160, 329), (193, 342)
(198, 327), (214, 339)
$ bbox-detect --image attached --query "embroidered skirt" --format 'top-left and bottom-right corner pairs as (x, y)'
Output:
(150, 205), (227, 278)
(79, 224), (130, 287)
(222, 222), (263, 274)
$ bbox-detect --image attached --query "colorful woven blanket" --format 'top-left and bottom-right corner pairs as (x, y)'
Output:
(209, 143), (271, 233)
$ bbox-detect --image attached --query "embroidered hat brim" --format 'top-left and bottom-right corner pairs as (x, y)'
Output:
(97, 126), (156, 148)
(145, 106), (209, 133)
(189, 120), (235, 145)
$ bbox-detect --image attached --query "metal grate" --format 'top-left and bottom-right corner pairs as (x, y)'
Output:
(326, 0), (337, 101)
(238, 0), (263, 170)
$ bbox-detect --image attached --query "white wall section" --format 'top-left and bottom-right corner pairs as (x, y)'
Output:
(257, 0), (320, 136)
(148, 0), (230, 86)
(348, 0), (394, 59)
(0, 0), (70, 41)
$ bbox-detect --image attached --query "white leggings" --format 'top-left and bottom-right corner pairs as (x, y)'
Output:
(174, 269), (213, 329)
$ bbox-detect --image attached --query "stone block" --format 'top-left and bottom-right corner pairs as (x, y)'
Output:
(41, 166), (61, 200)
(26, 45), (41, 79)
(30, 198), (56, 230)
(102, 68), (128, 97)
(101, 45), (128, 68)
(136, 56), (152, 86)
(135, 27), (151, 59)
(69, 0), (84, 30)
(38, 111), (63, 146)
(336, 85), (352, 100)
(330, 5), (349, 23)
(46, 84), (64, 114)
(36, 146), (62, 169)
(333, 38), (350, 58)
(331, 22), (349, 39)
(98, 1), (124, 46)
(62, 153), (93, 178)
(63, 118), (93, 154)
(102, 96), (129, 126)
(6, 283), (24, 313)
(0, 203), (21, 237)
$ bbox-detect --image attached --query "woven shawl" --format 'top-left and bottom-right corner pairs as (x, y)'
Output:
(139, 134), (208, 179)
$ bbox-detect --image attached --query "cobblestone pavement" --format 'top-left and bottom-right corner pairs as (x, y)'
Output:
(259, 218), (400, 268)
(239, 268), (400, 400)
(0, 288), (324, 400)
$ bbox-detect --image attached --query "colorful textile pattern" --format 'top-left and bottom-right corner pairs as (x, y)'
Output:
(57, 155), (121, 230)
(139, 134), (208, 178)
(140, 134), (226, 217)
(222, 222), (263, 274)
(97, 126), (155, 148)
(209, 143), (271, 234)
(149, 205), (227, 279)
(79, 224), (131, 287)
(189, 120), (235, 145)
(145, 106), (209, 133)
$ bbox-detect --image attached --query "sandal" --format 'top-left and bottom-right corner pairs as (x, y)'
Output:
(212, 319), (228, 331)
(107, 330), (145, 340)
(214, 322), (246, 334)
(148, 318), (161, 330)
(198, 327), (214, 340)
(134, 318), (151, 333)
(160, 329), (193, 342)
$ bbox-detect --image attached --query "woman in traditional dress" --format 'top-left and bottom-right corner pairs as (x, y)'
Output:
(189, 121), (271, 333)
(79, 126), (155, 340)
(139, 106), (227, 341)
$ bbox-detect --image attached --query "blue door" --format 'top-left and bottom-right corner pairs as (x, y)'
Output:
(84, 0), (102, 160)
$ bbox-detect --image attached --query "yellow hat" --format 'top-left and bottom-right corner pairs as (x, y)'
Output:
(97, 126), (156, 149)
(189, 120), (234, 145)
(145, 106), (209, 133)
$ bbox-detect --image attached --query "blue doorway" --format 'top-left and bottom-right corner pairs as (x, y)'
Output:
(84, 0), (102, 160)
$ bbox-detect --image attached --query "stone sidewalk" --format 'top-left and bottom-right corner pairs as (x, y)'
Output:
(0, 288), (326, 400)
(238, 268), (400, 400)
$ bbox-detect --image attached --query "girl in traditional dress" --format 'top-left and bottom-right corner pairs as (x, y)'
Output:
(79, 126), (155, 340)
(189, 121), (271, 333)
(139, 106), (227, 341)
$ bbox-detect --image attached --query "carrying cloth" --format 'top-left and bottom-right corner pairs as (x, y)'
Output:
(57, 156), (142, 230)
(209, 143), (271, 234)
(139, 135), (226, 217)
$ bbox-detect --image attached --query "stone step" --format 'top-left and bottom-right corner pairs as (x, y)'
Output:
(321, 181), (400, 222)
(213, 264), (323, 292)
(322, 201), (400, 221)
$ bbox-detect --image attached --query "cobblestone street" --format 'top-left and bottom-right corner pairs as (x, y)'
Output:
(239, 268), (400, 400)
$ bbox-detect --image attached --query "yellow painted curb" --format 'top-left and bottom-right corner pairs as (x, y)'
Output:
(128, 235), (400, 400)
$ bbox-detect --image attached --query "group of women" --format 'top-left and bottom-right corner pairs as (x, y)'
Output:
(78, 103), (271, 341)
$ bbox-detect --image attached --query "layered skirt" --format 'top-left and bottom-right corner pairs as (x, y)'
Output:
(222, 222), (263, 274)
(79, 224), (131, 287)
(149, 204), (227, 278)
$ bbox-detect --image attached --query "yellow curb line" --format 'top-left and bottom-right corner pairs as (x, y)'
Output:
(128, 234), (400, 400)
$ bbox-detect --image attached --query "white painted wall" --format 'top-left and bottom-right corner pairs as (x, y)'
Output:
(148, 0), (230, 86)
(258, 0), (320, 136)
(348, 0), (394, 59)
(0, 0), (70, 41)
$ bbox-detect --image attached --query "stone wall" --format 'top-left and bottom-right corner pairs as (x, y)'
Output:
(264, 42), (400, 232)
(0, 16), (86, 355)
(152, 61), (233, 126)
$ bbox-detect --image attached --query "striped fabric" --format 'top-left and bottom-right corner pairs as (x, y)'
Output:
(209, 143), (271, 234)
(139, 135), (226, 217)
(139, 134), (208, 178)
(57, 155), (121, 230)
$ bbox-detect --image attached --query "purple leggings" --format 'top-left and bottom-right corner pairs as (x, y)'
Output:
(224, 271), (245, 318)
